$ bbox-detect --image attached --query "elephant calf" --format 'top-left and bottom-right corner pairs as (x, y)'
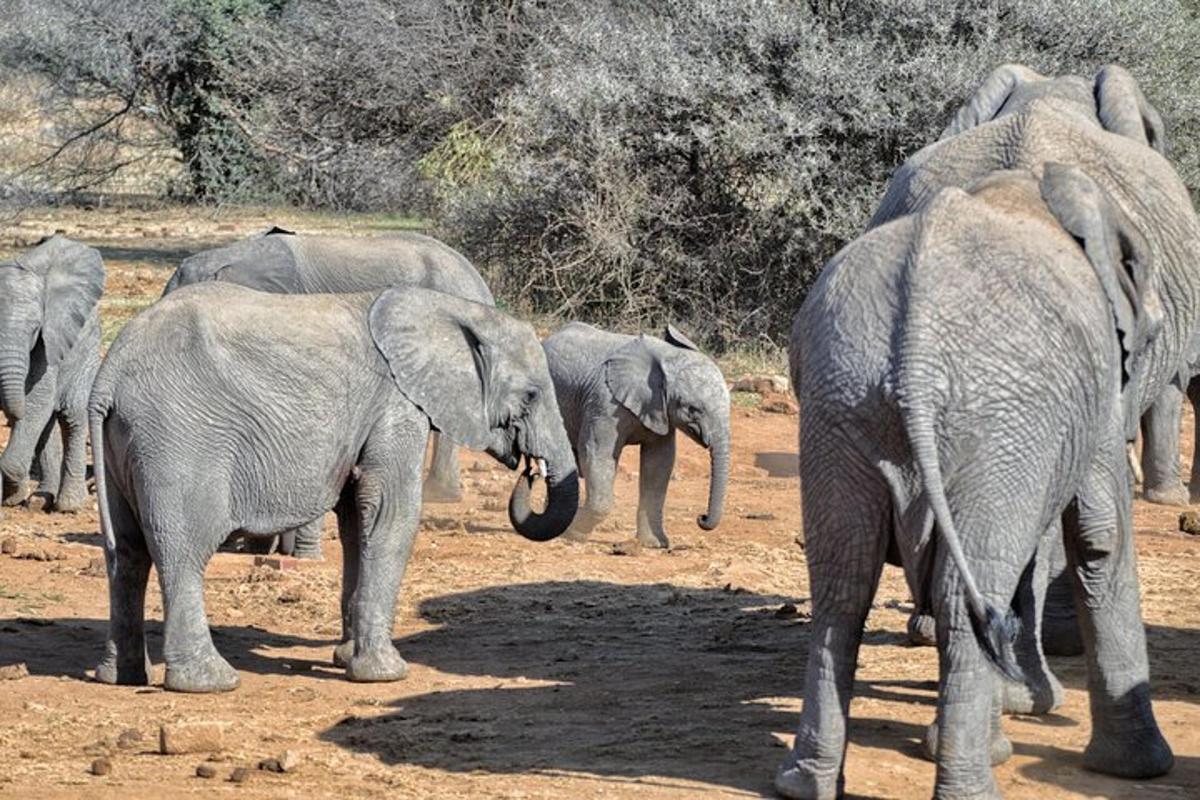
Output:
(91, 283), (578, 692)
(0, 236), (105, 515)
(777, 166), (1172, 800)
(542, 322), (729, 548)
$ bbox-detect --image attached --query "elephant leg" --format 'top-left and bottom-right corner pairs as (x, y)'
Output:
(564, 425), (619, 542)
(1063, 444), (1172, 778)
(1000, 528), (1063, 715)
(94, 490), (152, 686)
(32, 418), (62, 499)
(422, 432), (463, 503)
(52, 407), (88, 512)
(1041, 525), (1084, 656)
(924, 680), (1012, 767)
(775, 451), (888, 800)
(344, 428), (421, 683)
(273, 518), (323, 559)
(0, 383), (55, 506)
(333, 482), (361, 669)
(635, 434), (674, 548)
(1140, 379), (1188, 505)
(1187, 375), (1200, 503)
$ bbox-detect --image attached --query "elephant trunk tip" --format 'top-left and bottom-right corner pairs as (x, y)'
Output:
(696, 512), (721, 531)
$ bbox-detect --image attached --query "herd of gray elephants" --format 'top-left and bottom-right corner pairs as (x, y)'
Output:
(0, 62), (1197, 798)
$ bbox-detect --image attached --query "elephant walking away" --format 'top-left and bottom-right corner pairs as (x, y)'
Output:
(164, 227), (498, 557)
(0, 236), (105, 516)
(542, 322), (730, 548)
(776, 166), (1172, 800)
(91, 283), (578, 692)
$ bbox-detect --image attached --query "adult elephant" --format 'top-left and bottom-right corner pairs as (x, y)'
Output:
(542, 322), (730, 548)
(777, 166), (1172, 800)
(0, 236), (105, 515)
(91, 283), (578, 692)
(872, 64), (1200, 663)
(164, 227), (496, 557)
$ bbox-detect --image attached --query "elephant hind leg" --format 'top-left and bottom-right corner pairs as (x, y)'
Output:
(775, 443), (889, 800)
(1187, 374), (1200, 503)
(95, 491), (152, 686)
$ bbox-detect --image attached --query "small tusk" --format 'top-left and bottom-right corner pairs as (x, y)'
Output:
(535, 458), (548, 479)
(1127, 443), (1144, 485)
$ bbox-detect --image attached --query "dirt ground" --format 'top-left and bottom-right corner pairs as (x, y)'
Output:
(1, 210), (1199, 799)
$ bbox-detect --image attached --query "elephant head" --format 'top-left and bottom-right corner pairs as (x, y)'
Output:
(368, 286), (579, 541)
(163, 227), (300, 296)
(0, 236), (104, 420)
(604, 325), (731, 530)
(1038, 162), (1163, 439)
(941, 63), (1166, 154)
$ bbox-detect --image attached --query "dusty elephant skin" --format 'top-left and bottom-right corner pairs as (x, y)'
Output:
(162, 228), (496, 558)
(542, 322), (730, 548)
(775, 167), (1172, 800)
(0, 235), (105, 517)
(89, 282), (578, 693)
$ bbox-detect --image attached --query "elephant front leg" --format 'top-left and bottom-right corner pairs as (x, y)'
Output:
(51, 408), (89, 512)
(0, 393), (56, 506)
(1139, 380), (1188, 505)
(564, 426), (619, 542)
(422, 432), (463, 503)
(1001, 527), (1064, 715)
(1041, 527), (1084, 656)
(1063, 452), (1173, 779)
(635, 434), (674, 548)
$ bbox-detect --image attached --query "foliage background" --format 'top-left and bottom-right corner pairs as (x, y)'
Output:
(2, 0), (1199, 348)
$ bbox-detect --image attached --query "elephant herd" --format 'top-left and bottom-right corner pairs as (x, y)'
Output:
(0, 61), (1196, 798)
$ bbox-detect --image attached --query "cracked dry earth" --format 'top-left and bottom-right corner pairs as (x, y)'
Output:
(0, 215), (1198, 799)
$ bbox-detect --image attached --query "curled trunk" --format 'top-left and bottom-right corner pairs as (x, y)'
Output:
(508, 452), (579, 542)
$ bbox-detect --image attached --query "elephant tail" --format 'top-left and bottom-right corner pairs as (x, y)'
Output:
(902, 395), (1023, 683)
(88, 392), (116, 559)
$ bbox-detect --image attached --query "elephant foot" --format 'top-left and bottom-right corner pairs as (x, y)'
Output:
(1041, 614), (1084, 657)
(50, 486), (86, 514)
(561, 525), (591, 543)
(1000, 672), (1063, 715)
(1083, 727), (1173, 778)
(923, 721), (1012, 766)
(332, 640), (354, 668)
(773, 758), (842, 800)
(635, 529), (669, 549)
(94, 647), (151, 687)
(164, 652), (240, 693)
(2, 477), (31, 507)
(1142, 483), (1189, 506)
(1188, 482), (1200, 505)
(907, 612), (937, 647)
(422, 479), (463, 504)
(345, 645), (409, 683)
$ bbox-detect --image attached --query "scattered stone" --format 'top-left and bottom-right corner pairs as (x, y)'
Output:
(90, 757), (112, 776)
(610, 541), (642, 556)
(116, 728), (143, 749)
(775, 603), (799, 619)
(276, 586), (305, 604)
(279, 749), (300, 772)
(258, 758), (283, 773)
(1180, 511), (1200, 536)
(159, 720), (229, 755)
(195, 764), (217, 779)
(229, 767), (251, 783)
(0, 662), (29, 680)
(253, 556), (297, 572)
(760, 393), (799, 415)
(15, 548), (67, 562)
(1, 537), (16, 555)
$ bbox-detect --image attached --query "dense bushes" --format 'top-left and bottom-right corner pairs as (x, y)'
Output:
(3, 0), (1200, 347)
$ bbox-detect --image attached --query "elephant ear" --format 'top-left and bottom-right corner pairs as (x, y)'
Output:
(18, 236), (105, 364)
(368, 285), (495, 450)
(604, 336), (669, 435)
(941, 64), (1043, 139)
(663, 323), (700, 352)
(1039, 162), (1161, 438)
(1094, 65), (1166, 155)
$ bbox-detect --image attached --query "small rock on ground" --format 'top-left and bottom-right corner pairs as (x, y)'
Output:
(195, 764), (217, 779)
(1180, 511), (1200, 536)
(90, 757), (112, 776)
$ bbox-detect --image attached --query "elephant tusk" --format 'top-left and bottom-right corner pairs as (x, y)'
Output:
(535, 458), (548, 479)
(1127, 442), (1144, 485)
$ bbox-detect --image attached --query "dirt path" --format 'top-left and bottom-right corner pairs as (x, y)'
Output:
(0, 217), (1198, 798)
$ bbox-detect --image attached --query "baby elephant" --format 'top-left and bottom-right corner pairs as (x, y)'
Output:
(0, 236), (105, 514)
(92, 283), (578, 692)
(543, 322), (729, 548)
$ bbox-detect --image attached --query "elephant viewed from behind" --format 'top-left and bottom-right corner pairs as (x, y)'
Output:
(542, 322), (730, 548)
(92, 283), (578, 693)
(777, 165), (1172, 800)
(0, 235), (105, 515)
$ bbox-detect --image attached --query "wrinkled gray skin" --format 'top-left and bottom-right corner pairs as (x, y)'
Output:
(0, 236), (105, 516)
(776, 167), (1172, 800)
(91, 283), (578, 693)
(163, 228), (496, 557)
(542, 322), (730, 548)
(873, 64), (1200, 675)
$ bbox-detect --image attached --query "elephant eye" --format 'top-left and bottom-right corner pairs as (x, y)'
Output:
(523, 387), (540, 407)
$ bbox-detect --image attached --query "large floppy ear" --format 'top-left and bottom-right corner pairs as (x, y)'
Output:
(1040, 162), (1161, 436)
(19, 237), (105, 364)
(604, 336), (669, 435)
(941, 64), (1042, 139)
(663, 323), (700, 352)
(1094, 65), (1166, 155)
(368, 285), (495, 450)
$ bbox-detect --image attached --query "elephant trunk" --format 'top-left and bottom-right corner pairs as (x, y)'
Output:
(697, 433), (729, 531)
(0, 350), (29, 420)
(508, 436), (579, 542)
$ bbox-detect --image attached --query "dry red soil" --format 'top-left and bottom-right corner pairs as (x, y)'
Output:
(0, 212), (1198, 799)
